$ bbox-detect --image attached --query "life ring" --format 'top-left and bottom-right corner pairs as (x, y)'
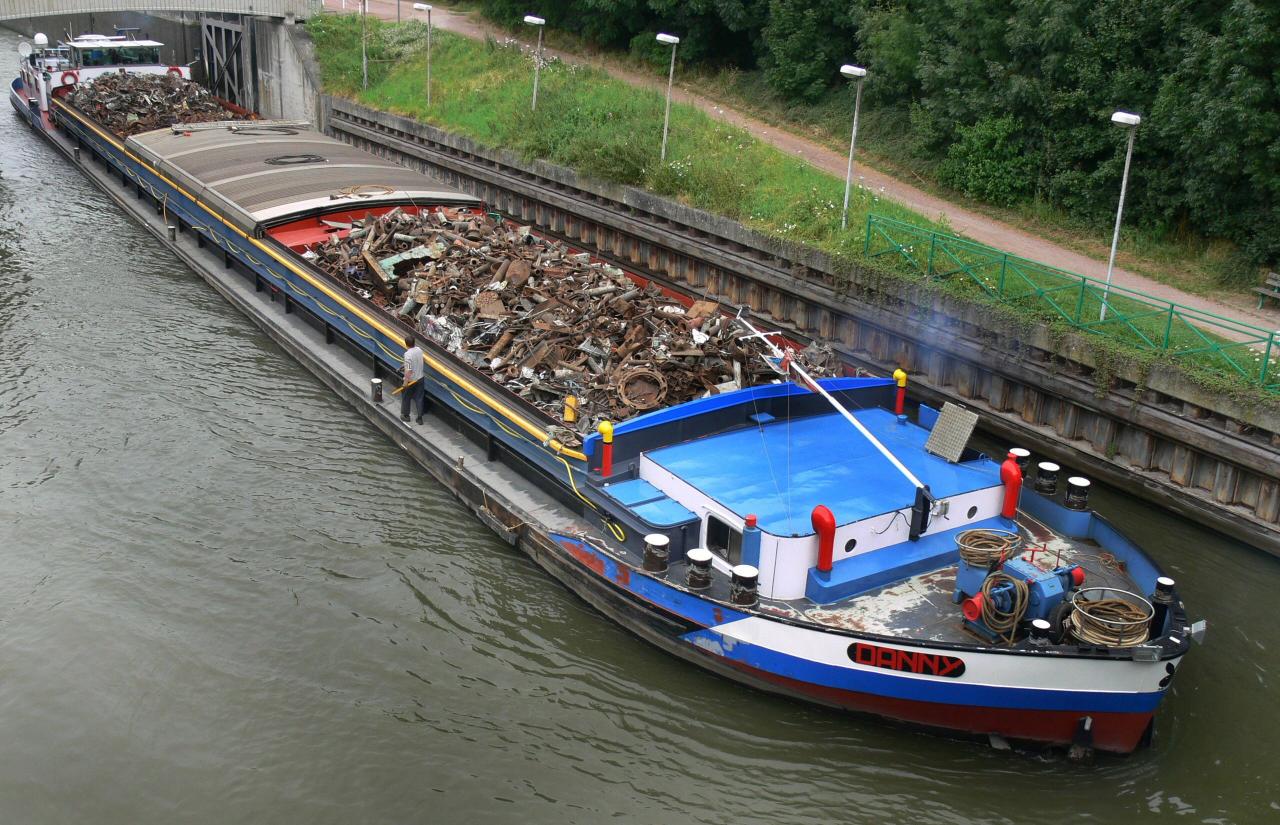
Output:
(60, 71), (78, 86)
(166, 66), (183, 77)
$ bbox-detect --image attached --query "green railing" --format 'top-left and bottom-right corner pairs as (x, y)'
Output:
(865, 215), (1279, 392)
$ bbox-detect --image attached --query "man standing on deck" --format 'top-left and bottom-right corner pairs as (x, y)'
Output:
(401, 336), (426, 424)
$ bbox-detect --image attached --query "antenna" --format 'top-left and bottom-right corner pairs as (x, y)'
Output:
(735, 311), (941, 541)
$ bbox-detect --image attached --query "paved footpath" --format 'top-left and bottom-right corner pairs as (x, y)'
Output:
(327, 0), (1278, 337)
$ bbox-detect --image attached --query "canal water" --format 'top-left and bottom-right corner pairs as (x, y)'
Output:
(1, 32), (1277, 825)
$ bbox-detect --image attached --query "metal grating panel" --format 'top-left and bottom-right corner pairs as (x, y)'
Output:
(923, 402), (978, 463)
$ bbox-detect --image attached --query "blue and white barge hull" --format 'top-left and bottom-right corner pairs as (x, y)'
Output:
(15, 41), (1201, 754)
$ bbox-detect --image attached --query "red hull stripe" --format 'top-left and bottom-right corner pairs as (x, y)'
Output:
(709, 649), (1153, 752)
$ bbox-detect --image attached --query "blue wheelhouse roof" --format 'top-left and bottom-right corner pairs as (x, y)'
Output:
(645, 407), (1000, 536)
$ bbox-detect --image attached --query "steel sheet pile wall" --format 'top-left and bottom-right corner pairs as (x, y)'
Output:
(320, 96), (1278, 553)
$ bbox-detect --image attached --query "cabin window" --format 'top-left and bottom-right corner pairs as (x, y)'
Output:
(705, 515), (742, 565)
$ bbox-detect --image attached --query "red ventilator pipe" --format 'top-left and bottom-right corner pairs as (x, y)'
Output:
(812, 505), (836, 573)
(892, 368), (908, 416)
(598, 421), (614, 477)
(962, 592), (985, 622)
(999, 451), (1023, 519)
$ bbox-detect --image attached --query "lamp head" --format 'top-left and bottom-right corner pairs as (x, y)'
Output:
(656, 33), (680, 45)
(840, 64), (867, 79)
(523, 15), (545, 26)
(1111, 111), (1141, 127)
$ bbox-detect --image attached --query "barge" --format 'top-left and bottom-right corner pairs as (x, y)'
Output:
(13, 33), (1204, 754)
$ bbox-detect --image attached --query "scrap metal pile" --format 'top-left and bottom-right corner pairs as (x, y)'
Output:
(69, 73), (244, 136)
(305, 208), (840, 443)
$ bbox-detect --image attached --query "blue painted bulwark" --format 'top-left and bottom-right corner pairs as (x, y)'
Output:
(805, 516), (1010, 604)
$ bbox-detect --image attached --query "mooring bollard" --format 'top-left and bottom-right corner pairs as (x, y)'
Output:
(1035, 461), (1060, 495)
(643, 533), (670, 574)
(1065, 476), (1091, 510)
(1010, 447), (1031, 475)
(685, 547), (712, 590)
(730, 564), (759, 606)
(371, 377), (383, 403)
(167, 225), (177, 242)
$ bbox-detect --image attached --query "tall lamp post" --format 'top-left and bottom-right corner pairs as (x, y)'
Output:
(1100, 111), (1141, 321)
(360, 0), (368, 90)
(524, 15), (545, 111)
(413, 3), (432, 107)
(656, 33), (680, 162)
(839, 64), (867, 231)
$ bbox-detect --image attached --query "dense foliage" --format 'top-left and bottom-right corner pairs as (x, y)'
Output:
(478, 0), (1280, 270)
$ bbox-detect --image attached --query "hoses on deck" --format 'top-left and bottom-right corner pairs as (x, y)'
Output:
(1067, 592), (1151, 647)
(979, 572), (1028, 643)
(957, 528), (1021, 567)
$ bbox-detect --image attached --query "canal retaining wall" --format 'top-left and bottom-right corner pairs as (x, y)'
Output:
(314, 97), (1280, 555)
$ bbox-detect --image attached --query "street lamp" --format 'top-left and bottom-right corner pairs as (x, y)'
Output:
(360, 0), (368, 90)
(524, 15), (545, 112)
(413, 3), (432, 107)
(656, 33), (680, 162)
(1100, 110), (1141, 321)
(839, 64), (867, 231)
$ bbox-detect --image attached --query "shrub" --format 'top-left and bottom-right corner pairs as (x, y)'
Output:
(937, 116), (1035, 207)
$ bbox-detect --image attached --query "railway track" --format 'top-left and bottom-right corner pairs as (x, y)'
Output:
(321, 97), (1280, 555)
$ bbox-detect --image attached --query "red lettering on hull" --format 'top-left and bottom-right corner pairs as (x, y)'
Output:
(849, 642), (966, 678)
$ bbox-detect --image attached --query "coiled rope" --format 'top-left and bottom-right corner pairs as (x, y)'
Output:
(957, 528), (1021, 567)
(1067, 588), (1152, 647)
(979, 572), (1029, 644)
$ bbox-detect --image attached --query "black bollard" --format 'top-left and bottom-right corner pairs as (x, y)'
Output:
(1065, 476), (1091, 510)
(685, 547), (712, 590)
(1150, 576), (1176, 637)
(1035, 461), (1060, 495)
(643, 534), (669, 574)
(730, 564), (759, 606)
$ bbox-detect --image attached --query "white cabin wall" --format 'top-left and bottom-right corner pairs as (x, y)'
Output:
(767, 485), (1005, 599)
(640, 453), (1007, 602)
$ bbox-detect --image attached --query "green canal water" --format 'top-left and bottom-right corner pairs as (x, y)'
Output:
(0, 33), (1277, 824)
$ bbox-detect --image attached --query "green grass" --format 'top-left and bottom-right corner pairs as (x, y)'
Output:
(308, 14), (1279, 400)
(309, 14), (939, 258)
(866, 217), (1280, 389)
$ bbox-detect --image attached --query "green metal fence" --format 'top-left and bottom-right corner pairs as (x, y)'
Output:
(864, 215), (1279, 392)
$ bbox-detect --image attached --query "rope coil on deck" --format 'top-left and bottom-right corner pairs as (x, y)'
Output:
(1067, 588), (1152, 647)
(979, 572), (1028, 643)
(956, 528), (1021, 567)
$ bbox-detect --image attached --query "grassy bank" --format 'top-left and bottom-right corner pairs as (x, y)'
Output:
(309, 14), (938, 259)
(308, 15), (1278, 401)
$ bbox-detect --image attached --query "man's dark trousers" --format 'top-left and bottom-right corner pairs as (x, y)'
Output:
(401, 381), (426, 421)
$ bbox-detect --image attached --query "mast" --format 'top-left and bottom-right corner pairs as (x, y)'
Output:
(736, 313), (937, 540)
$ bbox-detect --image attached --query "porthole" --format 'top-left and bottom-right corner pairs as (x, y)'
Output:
(844, 538), (858, 552)
(967, 505), (978, 519)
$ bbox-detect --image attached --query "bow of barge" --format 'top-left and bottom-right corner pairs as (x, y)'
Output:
(14, 42), (1204, 755)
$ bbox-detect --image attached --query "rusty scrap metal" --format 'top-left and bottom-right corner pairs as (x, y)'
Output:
(69, 72), (248, 137)
(305, 208), (840, 445)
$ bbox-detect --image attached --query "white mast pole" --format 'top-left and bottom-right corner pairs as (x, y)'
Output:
(735, 315), (925, 490)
